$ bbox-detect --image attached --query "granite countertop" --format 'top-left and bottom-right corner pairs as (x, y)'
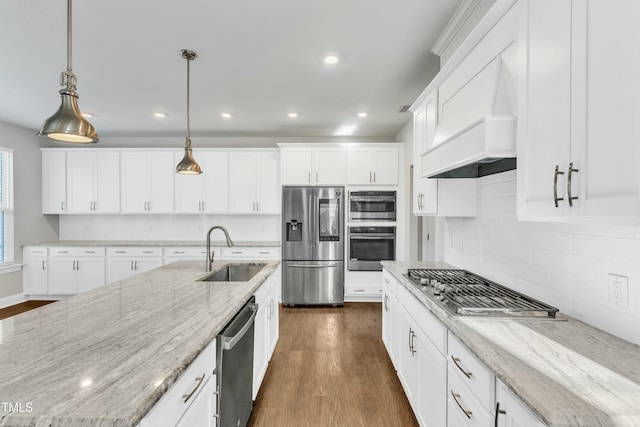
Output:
(26, 240), (281, 248)
(381, 261), (640, 426)
(0, 260), (280, 427)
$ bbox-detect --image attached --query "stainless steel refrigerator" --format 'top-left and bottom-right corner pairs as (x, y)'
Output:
(282, 186), (344, 305)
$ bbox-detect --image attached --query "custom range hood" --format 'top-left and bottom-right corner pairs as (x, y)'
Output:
(420, 51), (517, 178)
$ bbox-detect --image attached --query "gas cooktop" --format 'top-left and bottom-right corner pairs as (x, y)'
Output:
(405, 269), (559, 319)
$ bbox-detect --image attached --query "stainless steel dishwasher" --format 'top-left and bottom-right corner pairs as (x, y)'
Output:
(216, 296), (258, 427)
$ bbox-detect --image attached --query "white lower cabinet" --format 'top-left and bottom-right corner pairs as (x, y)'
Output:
(106, 247), (163, 284)
(48, 248), (105, 295)
(139, 338), (217, 427)
(495, 379), (545, 427)
(23, 248), (49, 295)
(382, 272), (400, 369)
(252, 265), (281, 399)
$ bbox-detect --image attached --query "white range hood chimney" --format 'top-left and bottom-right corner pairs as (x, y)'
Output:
(421, 47), (517, 178)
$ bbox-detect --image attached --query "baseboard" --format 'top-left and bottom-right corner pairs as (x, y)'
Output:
(0, 293), (27, 309)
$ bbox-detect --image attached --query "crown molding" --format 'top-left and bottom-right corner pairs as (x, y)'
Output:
(431, 0), (483, 56)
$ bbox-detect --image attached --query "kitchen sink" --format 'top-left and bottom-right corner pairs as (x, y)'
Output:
(199, 263), (267, 282)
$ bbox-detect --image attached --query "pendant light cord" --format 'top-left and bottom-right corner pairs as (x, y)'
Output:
(67, 0), (72, 73)
(186, 55), (191, 146)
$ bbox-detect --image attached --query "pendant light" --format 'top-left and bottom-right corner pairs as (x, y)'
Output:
(39, 0), (98, 143)
(176, 50), (202, 175)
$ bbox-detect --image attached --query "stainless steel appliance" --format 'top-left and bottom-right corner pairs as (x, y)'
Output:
(282, 186), (344, 305)
(405, 269), (559, 319)
(216, 296), (258, 427)
(348, 191), (396, 221)
(348, 226), (396, 271)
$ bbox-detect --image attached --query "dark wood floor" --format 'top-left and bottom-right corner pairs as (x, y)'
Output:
(249, 303), (418, 427)
(0, 300), (55, 320)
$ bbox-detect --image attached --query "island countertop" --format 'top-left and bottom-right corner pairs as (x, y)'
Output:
(0, 260), (280, 427)
(382, 261), (640, 427)
(24, 240), (280, 248)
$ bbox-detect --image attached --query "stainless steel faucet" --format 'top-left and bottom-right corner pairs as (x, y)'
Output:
(205, 225), (234, 271)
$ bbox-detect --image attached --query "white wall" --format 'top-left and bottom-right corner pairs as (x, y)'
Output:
(0, 121), (59, 299)
(445, 170), (640, 345)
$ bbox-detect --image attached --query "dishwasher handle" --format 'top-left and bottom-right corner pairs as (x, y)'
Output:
(222, 303), (258, 351)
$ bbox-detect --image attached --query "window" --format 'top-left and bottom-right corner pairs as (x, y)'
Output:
(0, 148), (13, 264)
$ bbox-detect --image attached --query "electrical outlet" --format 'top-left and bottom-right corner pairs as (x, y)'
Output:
(608, 273), (629, 307)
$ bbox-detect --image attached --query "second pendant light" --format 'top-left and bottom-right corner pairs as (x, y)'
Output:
(176, 49), (202, 175)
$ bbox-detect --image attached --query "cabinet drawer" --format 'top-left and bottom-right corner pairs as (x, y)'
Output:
(142, 339), (217, 427)
(106, 247), (162, 257)
(448, 332), (495, 413)
(398, 284), (446, 354)
(447, 366), (493, 427)
(345, 283), (383, 296)
(164, 247), (208, 257)
(26, 247), (48, 256)
(382, 269), (398, 297)
(50, 247), (105, 257)
(221, 247), (279, 259)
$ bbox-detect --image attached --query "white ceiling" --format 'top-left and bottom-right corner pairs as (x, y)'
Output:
(0, 0), (461, 140)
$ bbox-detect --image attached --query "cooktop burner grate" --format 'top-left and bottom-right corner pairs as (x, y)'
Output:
(406, 269), (558, 318)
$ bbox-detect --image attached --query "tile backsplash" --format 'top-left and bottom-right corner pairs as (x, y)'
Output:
(445, 170), (640, 345)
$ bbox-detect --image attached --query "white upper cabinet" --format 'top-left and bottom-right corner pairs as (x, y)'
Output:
(121, 151), (174, 214)
(280, 147), (346, 185)
(174, 151), (228, 214)
(66, 151), (120, 214)
(517, 0), (640, 220)
(42, 150), (67, 214)
(346, 147), (398, 185)
(413, 92), (442, 216)
(228, 151), (279, 214)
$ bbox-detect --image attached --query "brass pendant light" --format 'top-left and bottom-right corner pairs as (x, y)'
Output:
(39, 0), (98, 143)
(176, 50), (202, 175)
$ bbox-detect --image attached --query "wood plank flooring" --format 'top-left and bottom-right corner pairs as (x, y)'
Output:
(0, 300), (55, 320)
(249, 303), (418, 427)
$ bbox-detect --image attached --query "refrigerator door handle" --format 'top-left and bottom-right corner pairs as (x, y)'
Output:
(288, 263), (339, 268)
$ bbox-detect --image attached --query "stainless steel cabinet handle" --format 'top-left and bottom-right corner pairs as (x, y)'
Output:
(408, 328), (413, 353)
(369, 171), (372, 183)
(201, 201), (205, 211)
(256, 201), (259, 212)
(72, 260), (76, 270)
(410, 329), (417, 355)
(147, 201), (151, 211)
(568, 162), (579, 207)
(383, 294), (389, 311)
(42, 260), (45, 270)
(495, 402), (506, 427)
(451, 356), (473, 378)
(316, 172), (318, 183)
(76, 261), (79, 270)
(384, 278), (390, 284)
(61, 201), (64, 211)
(308, 171), (311, 183)
(451, 391), (472, 419)
(213, 384), (221, 420)
(354, 289), (366, 292)
(115, 250), (126, 254)
(130, 260), (134, 271)
(182, 374), (205, 403)
(553, 165), (565, 207)
(373, 171), (376, 183)
(135, 261), (139, 270)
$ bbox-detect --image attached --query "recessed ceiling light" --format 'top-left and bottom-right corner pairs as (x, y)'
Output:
(358, 112), (368, 118)
(81, 112), (93, 118)
(324, 55), (339, 64)
(221, 112), (232, 119)
(288, 112), (298, 118)
(153, 112), (166, 118)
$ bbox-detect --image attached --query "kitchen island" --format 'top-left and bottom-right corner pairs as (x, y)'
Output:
(0, 260), (279, 427)
(382, 261), (640, 426)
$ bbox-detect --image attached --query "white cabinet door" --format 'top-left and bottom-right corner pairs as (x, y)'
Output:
(496, 379), (545, 427)
(346, 149), (374, 184)
(571, 0), (640, 217)
(48, 258), (78, 294)
(67, 152), (120, 214)
(23, 250), (48, 295)
(266, 265), (281, 359)
(106, 258), (137, 283)
(252, 292), (269, 400)
(175, 151), (229, 214)
(281, 148), (312, 185)
(396, 304), (418, 406)
(121, 151), (174, 213)
(229, 152), (257, 213)
(256, 152), (280, 214)
(414, 92), (440, 215)
(136, 258), (163, 274)
(372, 148), (398, 185)
(517, 0), (572, 218)
(313, 148), (346, 185)
(76, 257), (106, 293)
(415, 332), (447, 427)
(42, 151), (67, 214)
(382, 286), (395, 365)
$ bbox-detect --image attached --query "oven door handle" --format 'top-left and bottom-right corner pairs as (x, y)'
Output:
(349, 236), (395, 240)
(288, 263), (339, 268)
(222, 303), (259, 351)
(349, 198), (394, 202)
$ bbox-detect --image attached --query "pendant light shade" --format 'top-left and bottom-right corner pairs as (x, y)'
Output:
(39, 0), (98, 143)
(176, 50), (202, 174)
